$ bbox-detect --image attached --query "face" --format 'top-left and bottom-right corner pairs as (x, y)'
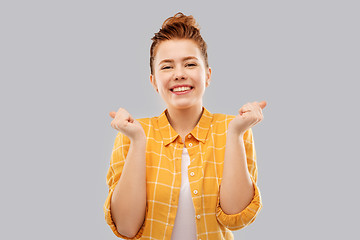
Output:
(150, 39), (211, 111)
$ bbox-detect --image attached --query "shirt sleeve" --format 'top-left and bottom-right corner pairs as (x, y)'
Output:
(103, 132), (146, 239)
(216, 128), (263, 230)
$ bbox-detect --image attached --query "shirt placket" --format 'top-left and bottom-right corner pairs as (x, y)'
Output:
(185, 134), (204, 237)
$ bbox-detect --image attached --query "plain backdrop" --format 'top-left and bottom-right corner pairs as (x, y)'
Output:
(1, 0), (359, 239)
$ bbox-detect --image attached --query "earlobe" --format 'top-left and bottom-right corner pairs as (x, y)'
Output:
(206, 67), (212, 87)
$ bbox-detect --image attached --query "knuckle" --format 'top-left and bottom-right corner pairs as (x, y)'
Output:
(118, 108), (127, 114)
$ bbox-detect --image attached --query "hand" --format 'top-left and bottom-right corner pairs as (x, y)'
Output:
(228, 101), (267, 136)
(109, 108), (146, 141)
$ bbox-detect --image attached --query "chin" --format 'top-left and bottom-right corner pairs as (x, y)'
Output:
(169, 100), (201, 110)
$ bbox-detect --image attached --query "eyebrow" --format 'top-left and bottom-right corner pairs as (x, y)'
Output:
(158, 56), (199, 65)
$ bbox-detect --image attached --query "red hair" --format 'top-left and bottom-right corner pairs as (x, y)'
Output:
(150, 12), (209, 75)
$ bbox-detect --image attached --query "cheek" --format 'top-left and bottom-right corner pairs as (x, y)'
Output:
(155, 74), (168, 87)
(192, 72), (206, 86)
(157, 81), (171, 93)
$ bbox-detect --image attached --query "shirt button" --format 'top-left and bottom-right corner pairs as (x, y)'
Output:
(196, 215), (201, 220)
(188, 143), (193, 147)
(190, 172), (195, 177)
(188, 134), (192, 138)
(193, 190), (198, 195)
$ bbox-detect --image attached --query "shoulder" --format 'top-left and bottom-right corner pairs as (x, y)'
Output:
(211, 112), (253, 141)
(204, 112), (234, 136)
(137, 117), (153, 128)
(212, 112), (235, 122)
(136, 116), (161, 136)
(211, 112), (235, 128)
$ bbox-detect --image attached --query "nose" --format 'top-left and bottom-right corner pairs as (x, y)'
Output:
(174, 66), (186, 80)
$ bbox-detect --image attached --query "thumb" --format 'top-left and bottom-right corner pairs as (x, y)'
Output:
(109, 111), (116, 119)
(259, 101), (267, 109)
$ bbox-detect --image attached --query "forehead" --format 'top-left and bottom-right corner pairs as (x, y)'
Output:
(154, 39), (202, 62)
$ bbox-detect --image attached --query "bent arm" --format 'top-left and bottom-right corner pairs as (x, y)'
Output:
(110, 138), (147, 238)
(220, 131), (254, 214)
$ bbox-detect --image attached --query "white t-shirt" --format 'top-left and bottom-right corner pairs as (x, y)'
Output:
(171, 147), (197, 240)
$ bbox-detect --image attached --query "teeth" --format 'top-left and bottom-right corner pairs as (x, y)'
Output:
(172, 86), (191, 92)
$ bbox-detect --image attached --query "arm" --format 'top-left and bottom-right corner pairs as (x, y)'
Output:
(106, 108), (147, 239)
(220, 131), (254, 214)
(217, 101), (266, 229)
(110, 137), (146, 238)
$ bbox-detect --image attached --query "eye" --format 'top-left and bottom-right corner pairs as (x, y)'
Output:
(186, 63), (197, 67)
(161, 66), (172, 70)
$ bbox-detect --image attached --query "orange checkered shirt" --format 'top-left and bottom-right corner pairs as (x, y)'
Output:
(104, 107), (262, 239)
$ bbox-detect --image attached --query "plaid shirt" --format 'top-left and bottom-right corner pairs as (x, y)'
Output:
(104, 107), (262, 239)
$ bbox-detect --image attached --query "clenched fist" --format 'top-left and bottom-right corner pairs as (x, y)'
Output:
(228, 101), (267, 136)
(109, 108), (146, 141)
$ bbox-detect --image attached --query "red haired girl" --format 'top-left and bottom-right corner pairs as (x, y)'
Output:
(104, 12), (266, 240)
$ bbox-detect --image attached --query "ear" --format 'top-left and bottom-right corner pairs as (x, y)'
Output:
(205, 67), (212, 87)
(150, 74), (158, 92)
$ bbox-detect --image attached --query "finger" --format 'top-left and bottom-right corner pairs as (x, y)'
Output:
(255, 113), (263, 125)
(240, 111), (251, 119)
(239, 109), (251, 116)
(128, 114), (135, 123)
(258, 101), (267, 109)
(109, 112), (116, 118)
(239, 103), (252, 115)
(111, 120), (118, 131)
(243, 107), (262, 121)
(249, 102), (264, 121)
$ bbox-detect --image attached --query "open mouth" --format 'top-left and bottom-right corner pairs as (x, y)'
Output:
(170, 86), (194, 93)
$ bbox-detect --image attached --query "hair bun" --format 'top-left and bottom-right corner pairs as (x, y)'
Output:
(162, 12), (200, 30)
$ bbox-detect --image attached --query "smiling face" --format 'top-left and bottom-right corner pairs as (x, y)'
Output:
(150, 39), (211, 111)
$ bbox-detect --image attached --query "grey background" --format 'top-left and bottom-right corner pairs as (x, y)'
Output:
(1, 0), (359, 239)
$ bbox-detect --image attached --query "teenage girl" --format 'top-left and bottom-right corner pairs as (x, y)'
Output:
(104, 12), (267, 240)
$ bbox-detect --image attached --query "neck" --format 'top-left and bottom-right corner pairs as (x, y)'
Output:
(166, 105), (203, 139)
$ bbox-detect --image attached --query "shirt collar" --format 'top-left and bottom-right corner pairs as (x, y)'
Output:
(158, 107), (213, 146)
